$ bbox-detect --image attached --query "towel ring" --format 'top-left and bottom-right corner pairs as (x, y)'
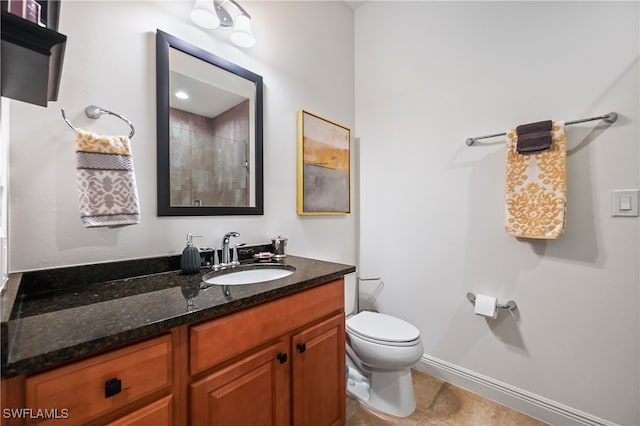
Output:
(61, 105), (135, 138)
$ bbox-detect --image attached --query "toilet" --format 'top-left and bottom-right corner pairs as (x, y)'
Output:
(345, 310), (424, 417)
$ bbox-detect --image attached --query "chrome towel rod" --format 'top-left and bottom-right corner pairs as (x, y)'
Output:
(465, 112), (617, 146)
(61, 105), (135, 138)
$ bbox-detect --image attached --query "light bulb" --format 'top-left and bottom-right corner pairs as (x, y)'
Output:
(190, 0), (220, 29)
(230, 14), (256, 48)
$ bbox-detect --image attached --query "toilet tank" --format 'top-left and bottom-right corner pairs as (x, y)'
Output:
(344, 273), (357, 315)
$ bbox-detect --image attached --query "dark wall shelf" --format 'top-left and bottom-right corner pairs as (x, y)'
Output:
(1, 8), (66, 107)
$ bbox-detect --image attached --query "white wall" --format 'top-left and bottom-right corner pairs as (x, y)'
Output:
(355, 2), (639, 425)
(0, 99), (9, 291)
(8, 1), (639, 424)
(8, 1), (356, 271)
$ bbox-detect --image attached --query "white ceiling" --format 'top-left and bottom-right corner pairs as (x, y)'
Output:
(169, 71), (245, 118)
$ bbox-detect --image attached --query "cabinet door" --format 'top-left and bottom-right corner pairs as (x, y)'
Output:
(190, 340), (290, 426)
(292, 313), (345, 426)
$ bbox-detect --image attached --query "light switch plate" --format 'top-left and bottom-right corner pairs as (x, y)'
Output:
(611, 189), (639, 217)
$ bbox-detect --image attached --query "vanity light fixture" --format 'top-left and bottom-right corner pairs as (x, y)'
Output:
(190, 0), (256, 48)
(190, 0), (220, 29)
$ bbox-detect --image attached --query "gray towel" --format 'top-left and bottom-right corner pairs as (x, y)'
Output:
(75, 129), (140, 228)
(516, 120), (553, 153)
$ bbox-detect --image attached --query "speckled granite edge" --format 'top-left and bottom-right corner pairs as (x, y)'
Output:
(1, 255), (355, 379)
(1, 275), (21, 369)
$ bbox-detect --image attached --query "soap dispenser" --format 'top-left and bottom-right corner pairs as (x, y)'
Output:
(181, 233), (201, 274)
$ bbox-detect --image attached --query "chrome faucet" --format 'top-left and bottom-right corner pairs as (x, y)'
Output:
(220, 232), (240, 265)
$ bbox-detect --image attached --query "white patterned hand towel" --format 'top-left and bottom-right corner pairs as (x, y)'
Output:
(75, 130), (140, 228)
(505, 121), (567, 239)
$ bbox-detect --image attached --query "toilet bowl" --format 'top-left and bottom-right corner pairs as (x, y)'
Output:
(345, 311), (423, 417)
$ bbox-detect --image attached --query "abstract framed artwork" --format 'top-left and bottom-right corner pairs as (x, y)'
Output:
(297, 110), (351, 215)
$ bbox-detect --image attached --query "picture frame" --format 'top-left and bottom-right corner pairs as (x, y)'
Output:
(297, 110), (351, 215)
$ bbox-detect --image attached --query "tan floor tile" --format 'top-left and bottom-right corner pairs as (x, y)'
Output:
(411, 369), (446, 406)
(348, 401), (446, 426)
(494, 406), (548, 426)
(346, 369), (548, 426)
(425, 383), (466, 422)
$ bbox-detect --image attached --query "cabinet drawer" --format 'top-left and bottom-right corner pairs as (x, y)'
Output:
(25, 335), (172, 425)
(106, 395), (173, 426)
(191, 278), (344, 375)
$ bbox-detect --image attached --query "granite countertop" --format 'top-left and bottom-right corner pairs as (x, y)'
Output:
(1, 253), (355, 379)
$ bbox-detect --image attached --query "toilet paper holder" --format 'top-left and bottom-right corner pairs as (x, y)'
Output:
(466, 292), (517, 311)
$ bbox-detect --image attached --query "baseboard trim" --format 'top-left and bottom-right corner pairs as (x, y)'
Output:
(415, 354), (617, 426)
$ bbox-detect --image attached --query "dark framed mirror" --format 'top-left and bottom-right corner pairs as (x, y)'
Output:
(156, 30), (263, 216)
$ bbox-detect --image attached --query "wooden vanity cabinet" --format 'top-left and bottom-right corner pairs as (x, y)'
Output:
(189, 278), (346, 426)
(1, 278), (346, 426)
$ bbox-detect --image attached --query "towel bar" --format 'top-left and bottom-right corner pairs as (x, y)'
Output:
(465, 112), (617, 146)
(466, 292), (517, 311)
(61, 105), (135, 138)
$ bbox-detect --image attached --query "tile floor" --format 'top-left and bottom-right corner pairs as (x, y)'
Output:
(346, 369), (548, 426)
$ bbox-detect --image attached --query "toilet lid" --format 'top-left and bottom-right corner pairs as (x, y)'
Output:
(346, 311), (420, 343)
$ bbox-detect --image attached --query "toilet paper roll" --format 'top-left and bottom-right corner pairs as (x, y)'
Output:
(474, 294), (497, 318)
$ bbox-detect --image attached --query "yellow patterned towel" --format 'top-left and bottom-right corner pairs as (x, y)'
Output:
(75, 129), (140, 228)
(505, 121), (566, 239)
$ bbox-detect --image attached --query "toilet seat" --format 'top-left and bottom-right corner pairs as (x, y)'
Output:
(346, 311), (420, 347)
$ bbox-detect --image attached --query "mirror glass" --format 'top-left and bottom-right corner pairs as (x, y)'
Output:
(156, 30), (263, 215)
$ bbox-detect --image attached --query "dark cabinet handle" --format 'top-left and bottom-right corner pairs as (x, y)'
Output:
(277, 352), (288, 364)
(296, 343), (306, 353)
(105, 378), (122, 398)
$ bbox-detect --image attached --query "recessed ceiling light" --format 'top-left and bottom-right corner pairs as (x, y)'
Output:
(175, 90), (189, 100)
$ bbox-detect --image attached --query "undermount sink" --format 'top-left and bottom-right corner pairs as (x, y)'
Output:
(202, 264), (295, 286)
